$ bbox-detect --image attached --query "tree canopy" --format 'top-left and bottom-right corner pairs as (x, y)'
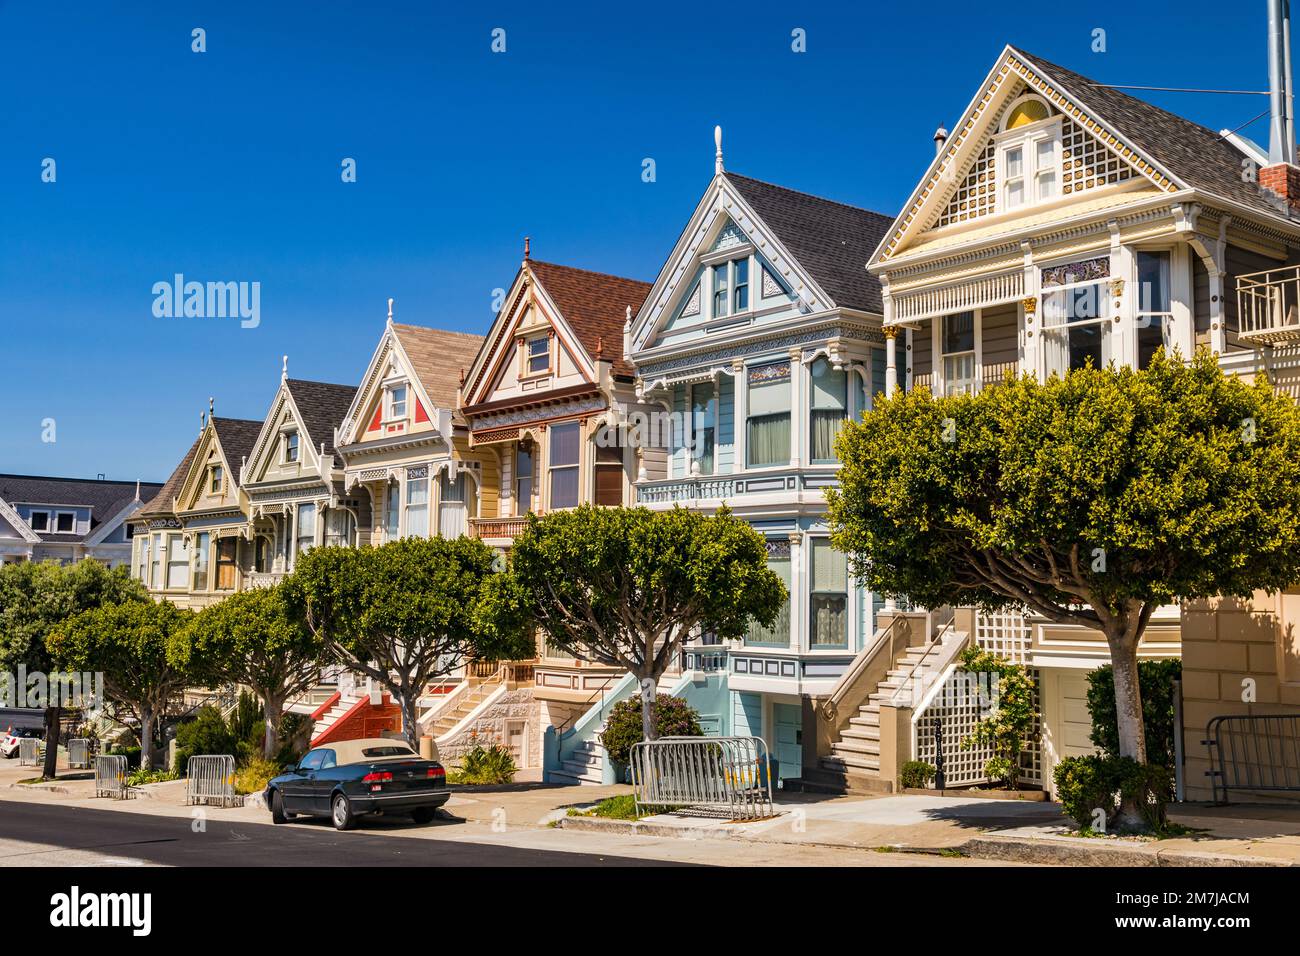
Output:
(507, 505), (785, 738)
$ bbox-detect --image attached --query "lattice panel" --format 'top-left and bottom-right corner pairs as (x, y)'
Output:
(1061, 117), (1135, 195)
(934, 141), (997, 228)
(976, 609), (1032, 664)
(915, 667), (1043, 788)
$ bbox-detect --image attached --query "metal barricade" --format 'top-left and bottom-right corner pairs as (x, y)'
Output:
(17, 737), (40, 767)
(94, 755), (128, 799)
(67, 738), (93, 770)
(630, 735), (774, 820)
(1204, 714), (1300, 803)
(185, 754), (240, 807)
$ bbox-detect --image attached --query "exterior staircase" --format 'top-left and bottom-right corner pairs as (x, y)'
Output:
(805, 612), (970, 795)
(430, 676), (507, 741)
(548, 725), (608, 785)
(312, 693), (360, 743)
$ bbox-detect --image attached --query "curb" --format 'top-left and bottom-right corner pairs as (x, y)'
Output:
(961, 834), (1294, 867)
(559, 815), (734, 840)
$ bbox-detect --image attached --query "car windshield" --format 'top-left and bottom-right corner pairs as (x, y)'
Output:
(360, 746), (416, 758)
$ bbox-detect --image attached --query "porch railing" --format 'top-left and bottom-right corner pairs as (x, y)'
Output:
(637, 476), (737, 504)
(468, 516), (529, 540)
(1236, 264), (1300, 345)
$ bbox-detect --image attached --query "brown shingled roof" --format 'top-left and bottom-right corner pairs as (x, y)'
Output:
(135, 437), (201, 518)
(527, 260), (652, 378)
(391, 324), (485, 411)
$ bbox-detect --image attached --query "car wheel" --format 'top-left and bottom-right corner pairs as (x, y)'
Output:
(411, 806), (436, 824)
(331, 793), (357, 831)
(270, 789), (292, 824)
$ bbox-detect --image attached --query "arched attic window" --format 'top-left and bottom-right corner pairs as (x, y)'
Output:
(996, 94), (1061, 210)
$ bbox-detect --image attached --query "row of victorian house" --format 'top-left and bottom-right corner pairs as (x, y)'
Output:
(124, 46), (1300, 802)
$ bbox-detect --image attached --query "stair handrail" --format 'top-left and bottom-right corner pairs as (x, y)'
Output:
(818, 614), (909, 723)
(554, 679), (616, 741)
(887, 616), (969, 710)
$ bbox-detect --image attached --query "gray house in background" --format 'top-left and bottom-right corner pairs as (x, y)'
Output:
(0, 474), (163, 567)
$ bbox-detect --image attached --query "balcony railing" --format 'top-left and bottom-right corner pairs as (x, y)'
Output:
(468, 516), (529, 540)
(1237, 265), (1300, 345)
(244, 571), (286, 589)
(637, 476), (737, 504)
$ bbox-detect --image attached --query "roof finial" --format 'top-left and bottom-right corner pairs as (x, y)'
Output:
(933, 125), (949, 155)
(624, 304), (632, 332)
(208, 396), (214, 419)
(595, 336), (604, 360)
(200, 409), (206, 435)
(281, 354), (288, 381)
(714, 125), (724, 174)
(387, 297), (394, 325)
(524, 236), (531, 261)
(459, 367), (466, 386)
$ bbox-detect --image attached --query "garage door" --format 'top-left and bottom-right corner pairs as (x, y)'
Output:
(1058, 673), (1097, 757)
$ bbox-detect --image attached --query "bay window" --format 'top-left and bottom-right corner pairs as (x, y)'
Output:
(1041, 259), (1112, 377)
(165, 535), (188, 590)
(384, 479), (399, 540)
(404, 473), (428, 538)
(690, 381), (716, 474)
(810, 358), (848, 463)
(549, 422), (580, 509)
(193, 532), (210, 590)
(747, 541), (791, 647)
(940, 311), (977, 396)
(1136, 250), (1172, 369)
(515, 444), (534, 514)
(746, 362), (791, 468)
(809, 537), (848, 649)
(296, 502), (317, 557)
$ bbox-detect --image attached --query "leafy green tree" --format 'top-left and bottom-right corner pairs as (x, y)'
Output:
(0, 560), (146, 779)
(829, 351), (1300, 830)
(599, 694), (703, 765)
(170, 585), (328, 757)
(1086, 659), (1183, 769)
(47, 600), (194, 772)
(287, 538), (531, 750)
(508, 506), (785, 741)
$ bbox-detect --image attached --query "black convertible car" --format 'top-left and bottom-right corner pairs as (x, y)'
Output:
(265, 738), (450, 830)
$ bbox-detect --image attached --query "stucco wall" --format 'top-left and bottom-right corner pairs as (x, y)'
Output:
(439, 687), (542, 769)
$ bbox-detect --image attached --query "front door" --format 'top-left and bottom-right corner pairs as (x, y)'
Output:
(772, 703), (802, 783)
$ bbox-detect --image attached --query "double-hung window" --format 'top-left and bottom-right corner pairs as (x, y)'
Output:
(526, 336), (550, 375)
(384, 479), (400, 539)
(150, 533), (163, 589)
(746, 362), (791, 468)
(998, 99), (1060, 212)
(710, 256), (751, 318)
(689, 381), (716, 475)
(296, 502), (317, 558)
(747, 540), (792, 647)
(388, 384), (407, 420)
(209, 466), (223, 495)
(284, 432), (299, 464)
(55, 511), (75, 533)
(549, 422), (580, 509)
(193, 532), (210, 590)
(515, 445), (534, 514)
(809, 358), (848, 463)
(809, 538), (849, 649)
(940, 311), (977, 396)
(1041, 258), (1112, 377)
(404, 472), (428, 538)
(1136, 251), (1173, 369)
(165, 535), (188, 590)
(28, 511), (49, 532)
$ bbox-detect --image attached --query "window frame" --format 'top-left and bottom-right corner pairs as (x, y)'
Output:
(27, 510), (50, 532)
(745, 361), (793, 470)
(688, 380), (717, 475)
(995, 105), (1062, 214)
(548, 421), (581, 510)
(707, 255), (753, 320)
(53, 511), (77, 534)
(1041, 275), (1112, 377)
(1134, 248), (1175, 370)
(807, 536), (850, 651)
(525, 335), (551, 376)
(515, 444), (534, 515)
(209, 465), (223, 495)
(934, 310), (982, 397)
(386, 383), (408, 421)
(283, 431), (300, 464)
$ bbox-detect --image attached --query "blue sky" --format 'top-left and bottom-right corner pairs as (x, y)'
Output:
(0, 0), (1282, 481)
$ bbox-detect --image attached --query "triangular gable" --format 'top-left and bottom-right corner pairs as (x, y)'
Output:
(0, 497), (41, 543)
(630, 176), (824, 355)
(336, 322), (448, 448)
(874, 45), (1181, 264)
(244, 381), (324, 484)
(463, 264), (599, 407)
(175, 422), (243, 513)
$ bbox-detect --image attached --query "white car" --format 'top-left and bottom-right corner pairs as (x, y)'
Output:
(0, 728), (44, 758)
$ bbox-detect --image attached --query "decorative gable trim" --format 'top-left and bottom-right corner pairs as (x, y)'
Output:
(874, 46), (1182, 265)
(174, 425), (236, 514)
(243, 382), (327, 488)
(0, 496), (42, 543)
(336, 324), (448, 450)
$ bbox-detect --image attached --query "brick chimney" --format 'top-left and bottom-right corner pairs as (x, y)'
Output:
(1260, 162), (1300, 214)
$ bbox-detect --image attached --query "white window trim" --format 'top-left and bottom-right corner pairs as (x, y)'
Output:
(1038, 268), (1114, 378)
(209, 465), (223, 495)
(282, 431), (300, 464)
(932, 309), (984, 397)
(27, 509), (51, 532)
(385, 381), (410, 423)
(52, 510), (78, 534)
(995, 112), (1062, 214)
(523, 334), (552, 377)
(547, 421), (582, 511)
(706, 254), (755, 321)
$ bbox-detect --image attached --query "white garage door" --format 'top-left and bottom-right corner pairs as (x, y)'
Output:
(1058, 673), (1097, 757)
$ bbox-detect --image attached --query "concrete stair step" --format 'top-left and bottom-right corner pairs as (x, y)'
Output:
(831, 738), (881, 758)
(840, 725), (880, 742)
(823, 751), (881, 772)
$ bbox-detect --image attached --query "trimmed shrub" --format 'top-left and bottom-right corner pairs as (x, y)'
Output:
(1086, 659), (1182, 769)
(449, 744), (516, 785)
(235, 755), (284, 795)
(899, 760), (936, 789)
(599, 695), (704, 765)
(1054, 754), (1171, 832)
(174, 706), (238, 774)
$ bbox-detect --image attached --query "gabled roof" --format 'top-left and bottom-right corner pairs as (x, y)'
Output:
(390, 324), (484, 411)
(1015, 48), (1286, 221)
(210, 417), (264, 485)
(0, 474), (164, 542)
(284, 379), (358, 459)
(526, 260), (652, 378)
(724, 173), (894, 313)
(136, 438), (201, 518)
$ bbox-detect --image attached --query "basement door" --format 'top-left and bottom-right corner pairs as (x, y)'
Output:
(772, 703), (802, 782)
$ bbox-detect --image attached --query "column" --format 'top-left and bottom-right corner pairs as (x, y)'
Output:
(788, 348), (803, 467)
(884, 327), (898, 395)
(733, 360), (747, 470)
(788, 532), (803, 652)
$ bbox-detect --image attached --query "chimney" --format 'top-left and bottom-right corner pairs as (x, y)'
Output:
(1263, 0), (1300, 211)
(933, 125), (949, 156)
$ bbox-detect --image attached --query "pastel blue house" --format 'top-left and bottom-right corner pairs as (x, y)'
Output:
(622, 131), (896, 781)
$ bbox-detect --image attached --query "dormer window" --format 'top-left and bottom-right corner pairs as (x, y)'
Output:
(997, 95), (1061, 212)
(527, 336), (550, 375)
(209, 465), (223, 494)
(283, 432), (300, 463)
(388, 384), (408, 420)
(55, 512), (75, 533)
(710, 256), (750, 319)
(28, 510), (49, 532)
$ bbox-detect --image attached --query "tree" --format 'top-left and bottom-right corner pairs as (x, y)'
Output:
(170, 585), (328, 758)
(828, 349), (1300, 829)
(0, 560), (146, 779)
(507, 506), (785, 741)
(287, 538), (531, 751)
(47, 600), (194, 772)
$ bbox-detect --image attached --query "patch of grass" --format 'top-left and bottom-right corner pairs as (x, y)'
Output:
(127, 768), (179, 787)
(938, 847), (966, 858)
(17, 776), (49, 786)
(566, 794), (670, 821)
(872, 845), (899, 853)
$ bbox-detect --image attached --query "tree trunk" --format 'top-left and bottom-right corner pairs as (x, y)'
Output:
(41, 705), (60, 780)
(1106, 632), (1148, 832)
(400, 692), (420, 753)
(263, 692), (284, 759)
(140, 707), (154, 773)
(639, 676), (658, 742)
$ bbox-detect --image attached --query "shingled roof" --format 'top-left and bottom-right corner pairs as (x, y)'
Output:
(724, 172), (895, 314)
(527, 260), (652, 378)
(285, 379), (358, 460)
(136, 438), (202, 518)
(391, 324), (484, 411)
(210, 417), (264, 485)
(1014, 48), (1290, 222)
(0, 474), (165, 542)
